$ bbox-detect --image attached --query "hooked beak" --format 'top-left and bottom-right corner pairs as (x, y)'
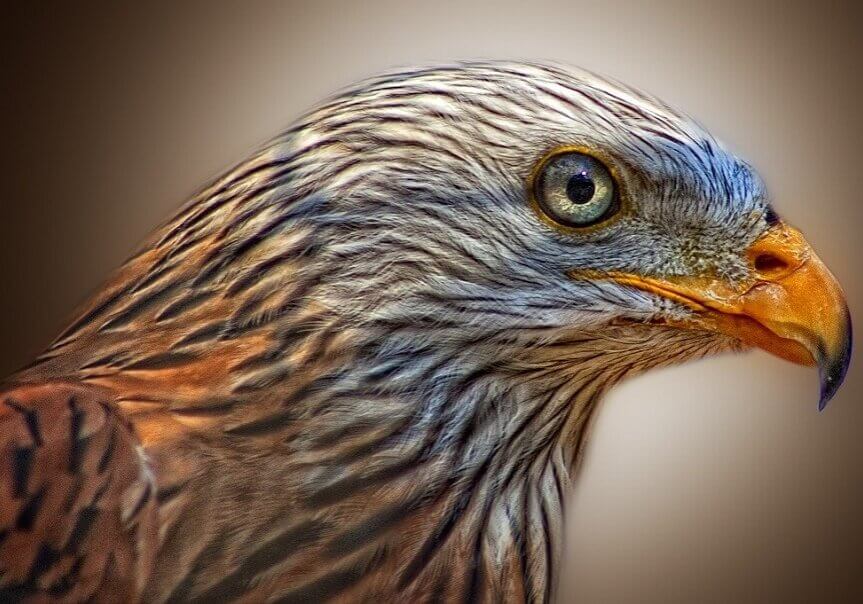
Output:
(582, 223), (852, 410)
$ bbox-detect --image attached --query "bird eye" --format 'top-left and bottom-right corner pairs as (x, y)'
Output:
(533, 152), (618, 228)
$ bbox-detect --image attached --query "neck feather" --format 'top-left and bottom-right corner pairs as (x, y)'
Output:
(187, 327), (640, 602)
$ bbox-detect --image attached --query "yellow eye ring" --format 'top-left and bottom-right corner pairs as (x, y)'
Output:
(528, 145), (628, 234)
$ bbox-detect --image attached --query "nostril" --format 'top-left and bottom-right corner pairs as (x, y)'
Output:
(754, 252), (789, 274)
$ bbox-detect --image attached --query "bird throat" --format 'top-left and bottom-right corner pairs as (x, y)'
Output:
(139, 328), (620, 602)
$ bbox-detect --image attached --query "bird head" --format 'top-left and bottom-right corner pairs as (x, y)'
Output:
(285, 61), (851, 409)
(26, 61), (852, 602)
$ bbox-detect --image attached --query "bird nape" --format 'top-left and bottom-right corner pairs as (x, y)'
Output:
(0, 62), (851, 603)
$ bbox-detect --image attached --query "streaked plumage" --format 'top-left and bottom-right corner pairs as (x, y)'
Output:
(0, 62), (850, 602)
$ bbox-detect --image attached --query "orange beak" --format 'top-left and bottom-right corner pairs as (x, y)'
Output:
(587, 223), (852, 410)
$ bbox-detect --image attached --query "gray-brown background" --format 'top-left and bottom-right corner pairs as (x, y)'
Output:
(1, 1), (861, 602)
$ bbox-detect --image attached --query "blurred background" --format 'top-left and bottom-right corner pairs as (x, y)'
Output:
(1, 1), (861, 601)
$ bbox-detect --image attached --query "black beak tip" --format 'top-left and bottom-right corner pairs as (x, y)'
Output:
(817, 309), (853, 412)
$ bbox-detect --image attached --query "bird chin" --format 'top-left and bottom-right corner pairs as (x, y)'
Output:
(610, 314), (752, 359)
(585, 315), (747, 366)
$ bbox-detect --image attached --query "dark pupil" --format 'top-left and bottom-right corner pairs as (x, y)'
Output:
(566, 173), (595, 204)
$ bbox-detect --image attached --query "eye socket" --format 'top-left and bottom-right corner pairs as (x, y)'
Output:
(533, 152), (619, 228)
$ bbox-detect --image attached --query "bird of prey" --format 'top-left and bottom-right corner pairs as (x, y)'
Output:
(0, 61), (851, 603)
